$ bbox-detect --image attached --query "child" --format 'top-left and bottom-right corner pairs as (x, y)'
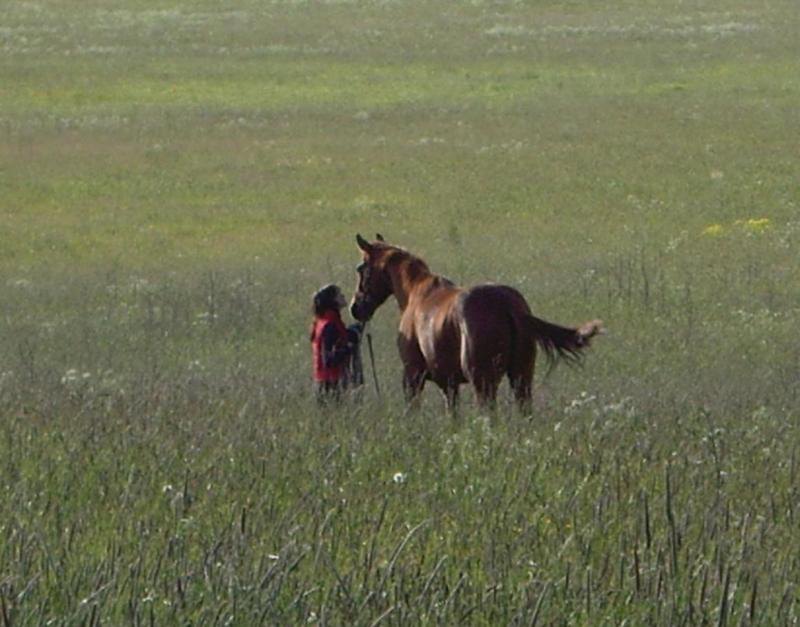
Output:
(310, 284), (363, 402)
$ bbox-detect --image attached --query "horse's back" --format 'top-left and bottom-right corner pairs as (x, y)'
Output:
(457, 284), (532, 325)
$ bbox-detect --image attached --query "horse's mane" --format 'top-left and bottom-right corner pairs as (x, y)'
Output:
(380, 245), (455, 291)
(381, 246), (429, 278)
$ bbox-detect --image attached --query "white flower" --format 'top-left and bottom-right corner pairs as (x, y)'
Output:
(392, 472), (407, 484)
(61, 369), (79, 385)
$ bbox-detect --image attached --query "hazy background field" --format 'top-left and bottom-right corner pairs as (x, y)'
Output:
(1, 0), (798, 623)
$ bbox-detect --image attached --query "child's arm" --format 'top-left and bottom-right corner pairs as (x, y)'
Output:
(321, 324), (351, 368)
(346, 322), (364, 346)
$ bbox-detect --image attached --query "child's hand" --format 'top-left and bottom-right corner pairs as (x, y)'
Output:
(347, 323), (364, 345)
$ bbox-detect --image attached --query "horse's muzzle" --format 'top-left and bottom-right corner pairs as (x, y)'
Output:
(350, 298), (373, 322)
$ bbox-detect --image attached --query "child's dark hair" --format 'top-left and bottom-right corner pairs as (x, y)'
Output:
(313, 284), (341, 316)
(310, 284), (342, 339)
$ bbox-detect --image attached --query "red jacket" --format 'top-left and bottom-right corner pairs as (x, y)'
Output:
(311, 310), (348, 382)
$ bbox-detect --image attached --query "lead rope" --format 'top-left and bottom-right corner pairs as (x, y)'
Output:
(364, 322), (382, 399)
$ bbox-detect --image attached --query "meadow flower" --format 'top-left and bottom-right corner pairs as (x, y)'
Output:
(564, 391), (596, 414)
(392, 472), (407, 484)
(702, 224), (724, 236)
(740, 217), (771, 232)
(61, 369), (81, 384)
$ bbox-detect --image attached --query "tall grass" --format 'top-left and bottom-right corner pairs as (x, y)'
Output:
(1, 0), (799, 623)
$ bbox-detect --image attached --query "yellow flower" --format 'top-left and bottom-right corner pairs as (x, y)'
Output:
(736, 218), (770, 233)
(702, 224), (724, 236)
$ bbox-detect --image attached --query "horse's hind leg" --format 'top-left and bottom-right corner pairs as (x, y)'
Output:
(509, 370), (533, 414)
(463, 353), (503, 411)
(509, 346), (535, 414)
(472, 372), (500, 410)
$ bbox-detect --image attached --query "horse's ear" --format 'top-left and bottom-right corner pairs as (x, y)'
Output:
(376, 233), (385, 242)
(356, 234), (372, 253)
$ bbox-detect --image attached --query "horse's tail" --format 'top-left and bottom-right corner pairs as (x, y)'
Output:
(526, 315), (604, 368)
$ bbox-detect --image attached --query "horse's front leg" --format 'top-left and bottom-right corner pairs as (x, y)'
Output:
(398, 328), (427, 411)
(444, 382), (460, 416)
(403, 366), (427, 412)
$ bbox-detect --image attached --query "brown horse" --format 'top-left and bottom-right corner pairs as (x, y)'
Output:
(350, 234), (603, 411)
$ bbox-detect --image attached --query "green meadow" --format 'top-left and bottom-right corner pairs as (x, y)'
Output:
(1, 0), (799, 623)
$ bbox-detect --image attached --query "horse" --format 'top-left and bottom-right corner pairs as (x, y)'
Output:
(349, 234), (603, 412)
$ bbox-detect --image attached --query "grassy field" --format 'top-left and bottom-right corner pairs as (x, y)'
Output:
(1, 0), (799, 623)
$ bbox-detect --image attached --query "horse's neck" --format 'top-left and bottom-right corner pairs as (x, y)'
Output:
(389, 257), (434, 311)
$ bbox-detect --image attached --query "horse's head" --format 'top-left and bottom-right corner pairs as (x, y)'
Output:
(350, 233), (394, 322)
